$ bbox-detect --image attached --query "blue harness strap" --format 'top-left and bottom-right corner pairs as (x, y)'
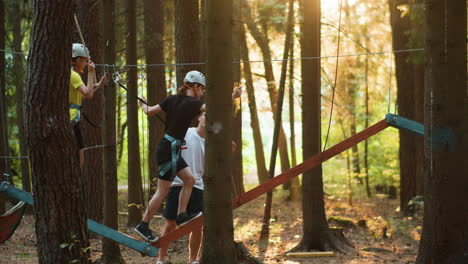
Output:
(69, 103), (81, 123)
(159, 134), (184, 179)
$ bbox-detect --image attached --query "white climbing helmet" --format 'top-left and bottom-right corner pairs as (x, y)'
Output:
(183, 70), (206, 86)
(72, 43), (90, 58)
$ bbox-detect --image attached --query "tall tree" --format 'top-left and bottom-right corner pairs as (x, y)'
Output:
(416, 0), (468, 262)
(231, 0), (243, 196)
(11, 0), (30, 193)
(0, 0), (7, 215)
(76, 0), (104, 223)
(126, 0), (143, 226)
(292, 0), (350, 252)
(101, 0), (125, 262)
(201, 0), (236, 262)
(260, 0), (295, 240)
(242, 0), (292, 176)
(144, 0), (166, 199)
(388, 0), (418, 215)
(25, 1), (90, 262)
(174, 0), (201, 87)
(240, 25), (269, 184)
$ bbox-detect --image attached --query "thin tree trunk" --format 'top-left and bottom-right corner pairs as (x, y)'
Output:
(242, 0), (291, 175)
(240, 25), (269, 185)
(231, 0), (243, 196)
(364, 51), (371, 197)
(144, 0), (166, 200)
(76, 0), (104, 223)
(288, 35), (301, 202)
(12, 1), (30, 193)
(175, 0), (200, 87)
(388, 0), (417, 215)
(126, 0), (143, 226)
(101, 0), (125, 262)
(25, 1), (90, 262)
(417, 0), (468, 262)
(260, 0), (295, 240)
(201, 0), (236, 262)
(0, 0), (7, 215)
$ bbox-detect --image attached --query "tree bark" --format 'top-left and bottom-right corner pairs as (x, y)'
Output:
(416, 0), (468, 262)
(175, 0), (201, 87)
(126, 0), (143, 226)
(201, 0), (237, 262)
(101, 0), (125, 262)
(76, 0), (104, 224)
(240, 25), (269, 185)
(25, 1), (90, 262)
(144, 0), (166, 200)
(388, 0), (417, 215)
(292, 0), (352, 253)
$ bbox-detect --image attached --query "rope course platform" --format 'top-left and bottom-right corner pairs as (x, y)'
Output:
(0, 182), (157, 257)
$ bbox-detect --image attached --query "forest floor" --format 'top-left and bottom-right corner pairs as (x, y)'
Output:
(1, 189), (421, 264)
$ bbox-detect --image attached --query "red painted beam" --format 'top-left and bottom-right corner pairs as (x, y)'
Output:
(154, 119), (389, 248)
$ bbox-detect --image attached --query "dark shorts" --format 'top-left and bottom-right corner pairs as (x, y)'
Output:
(156, 137), (188, 181)
(72, 121), (84, 149)
(163, 186), (203, 220)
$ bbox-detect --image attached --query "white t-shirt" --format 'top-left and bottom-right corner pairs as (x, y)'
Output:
(172, 127), (205, 190)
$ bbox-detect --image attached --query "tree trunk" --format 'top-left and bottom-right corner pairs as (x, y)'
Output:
(0, 0), (7, 215)
(101, 0), (125, 262)
(388, 0), (417, 215)
(144, 0), (166, 200)
(364, 51), (371, 198)
(242, 0), (291, 175)
(201, 0), (236, 262)
(240, 25), (269, 185)
(126, 0), (143, 226)
(416, 0), (468, 262)
(25, 1), (90, 262)
(76, 0), (104, 224)
(231, 0), (243, 196)
(410, 0), (424, 196)
(288, 34), (301, 202)
(260, 0), (295, 240)
(292, 0), (351, 253)
(175, 0), (200, 87)
(12, 1), (30, 193)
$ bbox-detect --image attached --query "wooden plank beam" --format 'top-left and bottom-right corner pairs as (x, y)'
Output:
(0, 182), (157, 257)
(154, 119), (389, 247)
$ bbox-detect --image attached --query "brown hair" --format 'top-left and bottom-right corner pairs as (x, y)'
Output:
(177, 82), (196, 96)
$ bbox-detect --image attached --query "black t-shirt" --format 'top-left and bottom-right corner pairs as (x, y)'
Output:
(159, 95), (204, 140)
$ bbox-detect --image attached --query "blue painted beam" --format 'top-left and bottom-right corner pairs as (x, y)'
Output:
(385, 114), (424, 136)
(0, 182), (157, 256)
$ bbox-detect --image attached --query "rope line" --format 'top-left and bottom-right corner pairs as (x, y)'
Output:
(0, 156), (28, 159)
(0, 47), (423, 68)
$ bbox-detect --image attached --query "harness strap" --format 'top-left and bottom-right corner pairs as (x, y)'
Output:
(69, 103), (81, 124)
(159, 134), (184, 179)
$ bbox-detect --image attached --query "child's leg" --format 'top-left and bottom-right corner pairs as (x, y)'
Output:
(176, 167), (195, 214)
(142, 179), (172, 222)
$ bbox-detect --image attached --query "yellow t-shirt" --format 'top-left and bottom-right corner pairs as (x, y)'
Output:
(69, 70), (84, 121)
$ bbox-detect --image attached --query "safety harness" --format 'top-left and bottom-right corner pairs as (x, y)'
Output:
(69, 103), (81, 124)
(158, 134), (185, 179)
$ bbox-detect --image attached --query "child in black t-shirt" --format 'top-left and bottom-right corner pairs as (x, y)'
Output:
(135, 71), (207, 242)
